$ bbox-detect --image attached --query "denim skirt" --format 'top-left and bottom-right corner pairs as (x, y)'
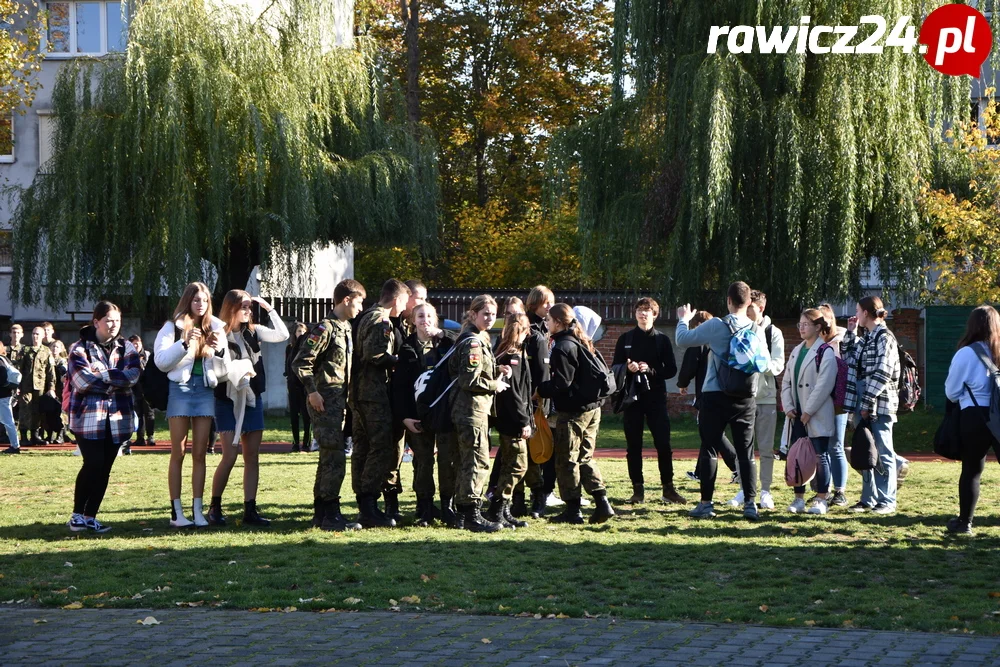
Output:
(166, 379), (216, 419)
(215, 395), (265, 434)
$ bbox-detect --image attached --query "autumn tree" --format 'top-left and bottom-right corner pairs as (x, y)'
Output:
(0, 0), (44, 153)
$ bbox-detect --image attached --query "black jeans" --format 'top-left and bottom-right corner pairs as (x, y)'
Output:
(73, 421), (120, 517)
(623, 390), (673, 486)
(696, 391), (757, 503)
(288, 382), (311, 446)
(959, 407), (1000, 522)
(135, 395), (155, 441)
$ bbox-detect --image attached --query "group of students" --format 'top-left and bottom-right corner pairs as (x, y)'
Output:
(21, 276), (999, 537)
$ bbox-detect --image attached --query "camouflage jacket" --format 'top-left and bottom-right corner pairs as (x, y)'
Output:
(292, 312), (352, 395)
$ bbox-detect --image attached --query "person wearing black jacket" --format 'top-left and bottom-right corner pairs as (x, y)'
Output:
(537, 303), (615, 525)
(524, 285), (555, 517)
(393, 302), (460, 527)
(611, 297), (684, 505)
(486, 314), (536, 528)
(284, 323), (312, 452)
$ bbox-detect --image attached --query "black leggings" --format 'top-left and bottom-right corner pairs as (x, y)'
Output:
(73, 422), (120, 517)
(959, 407), (1000, 522)
(288, 382), (311, 445)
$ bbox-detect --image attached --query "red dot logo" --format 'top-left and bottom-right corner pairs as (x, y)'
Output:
(919, 4), (993, 77)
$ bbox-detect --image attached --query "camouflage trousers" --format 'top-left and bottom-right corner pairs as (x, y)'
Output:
(454, 417), (490, 506)
(514, 457), (545, 494)
(497, 434), (530, 501)
(408, 429), (460, 500)
(309, 387), (347, 502)
(553, 408), (605, 501)
(350, 400), (398, 496)
(18, 392), (43, 431)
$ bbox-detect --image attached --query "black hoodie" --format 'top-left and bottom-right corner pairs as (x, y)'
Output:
(494, 346), (533, 437)
(537, 330), (601, 413)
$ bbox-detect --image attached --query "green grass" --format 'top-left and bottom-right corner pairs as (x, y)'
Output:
(1, 449), (998, 635)
(258, 407), (942, 451)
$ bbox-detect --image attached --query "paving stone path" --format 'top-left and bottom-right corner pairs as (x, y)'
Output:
(3, 609), (1000, 666)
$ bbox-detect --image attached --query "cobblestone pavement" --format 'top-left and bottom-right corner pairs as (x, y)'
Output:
(2, 609), (1000, 666)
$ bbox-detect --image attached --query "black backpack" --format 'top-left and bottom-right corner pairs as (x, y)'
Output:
(414, 332), (476, 433)
(850, 418), (878, 471)
(567, 338), (617, 404)
(143, 325), (181, 412)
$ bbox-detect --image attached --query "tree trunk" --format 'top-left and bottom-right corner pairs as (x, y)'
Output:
(219, 234), (262, 297)
(475, 128), (488, 207)
(402, 0), (420, 125)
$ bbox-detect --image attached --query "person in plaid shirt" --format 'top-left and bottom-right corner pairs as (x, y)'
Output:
(66, 301), (141, 534)
(841, 296), (901, 515)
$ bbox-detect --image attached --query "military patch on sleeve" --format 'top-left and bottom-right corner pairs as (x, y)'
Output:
(469, 339), (481, 348)
(382, 324), (392, 339)
(306, 324), (326, 347)
(469, 351), (481, 367)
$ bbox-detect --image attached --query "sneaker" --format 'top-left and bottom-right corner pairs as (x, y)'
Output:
(689, 502), (716, 519)
(788, 498), (806, 514)
(897, 460), (911, 486)
(759, 491), (775, 510)
(743, 501), (759, 521)
(807, 499), (829, 515)
(545, 493), (566, 508)
(85, 517), (112, 533)
(872, 503), (896, 515)
(308, 439), (319, 452)
(830, 491), (848, 507)
(1, 446), (21, 454)
(848, 502), (872, 513)
(68, 513), (87, 532)
(685, 470), (700, 482)
(728, 490), (745, 508)
(946, 517), (973, 535)
(120, 444), (131, 456)
(580, 497), (591, 507)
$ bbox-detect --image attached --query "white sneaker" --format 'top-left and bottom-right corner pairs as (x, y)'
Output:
(759, 491), (775, 510)
(72, 446), (82, 456)
(580, 497), (591, 507)
(545, 493), (566, 508)
(309, 439), (319, 452)
(807, 498), (829, 515)
(788, 498), (806, 513)
(728, 490), (744, 508)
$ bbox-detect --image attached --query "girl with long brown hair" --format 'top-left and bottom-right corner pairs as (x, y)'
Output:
(944, 305), (1000, 534)
(154, 281), (229, 528)
(209, 289), (288, 527)
(537, 303), (615, 525)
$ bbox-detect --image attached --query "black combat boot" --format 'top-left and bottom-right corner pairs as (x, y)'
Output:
(208, 496), (226, 526)
(486, 496), (504, 523)
(461, 501), (504, 533)
(548, 497), (584, 524)
(382, 490), (403, 525)
(358, 494), (395, 528)
(291, 441), (301, 453)
(501, 499), (528, 528)
(321, 498), (361, 532)
(589, 491), (616, 524)
(441, 495), (460, 529)
(511, 491), (528, 517)
(31, 429), (45, 446)
(629, 483), (644, 504)
(415, 496), (435, 527)
(529, 488), (546, 519)
(311, 498), (323, 528)
(243, 500), (271, 527)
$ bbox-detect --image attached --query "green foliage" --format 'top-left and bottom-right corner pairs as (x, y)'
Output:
(9, 0), (438, 309)
(0, 0), (43, 117)
(553, 0), (976, 306)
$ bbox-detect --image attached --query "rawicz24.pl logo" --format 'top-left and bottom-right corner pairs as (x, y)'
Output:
(706, 3), (993, 77)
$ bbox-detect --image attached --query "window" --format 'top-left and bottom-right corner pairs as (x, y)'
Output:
(38, 111), (55, 172)
(0, 231), (11, 269)
(44, 2), (128, 56)
(0, 115), (13, 163)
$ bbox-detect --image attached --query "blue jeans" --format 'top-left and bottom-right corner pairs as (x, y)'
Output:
(858, 414), (897, 507)
(0, 397), (18, 449)
(793, 437), (831, 495)
(829, 412), (849, 491)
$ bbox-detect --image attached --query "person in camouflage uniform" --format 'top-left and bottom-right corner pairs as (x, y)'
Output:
(19, 326), (55, 446)
(294, 280), (368, 532)
(350, 279), (410, 528)
(450, 295), (512, 532)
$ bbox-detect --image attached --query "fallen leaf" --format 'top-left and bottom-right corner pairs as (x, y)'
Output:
(389, 599), (398, 606)
(533, 613), (542, 619)
(281, 607), (296, 613)
(583, 611), (598, 619)
(64, 562), (73, 568)
(842, 620), (854, 627)
(401, 596), (420, 604)
(257, 565), (271, 569)
(420, 574), (437, 582)
(990, 592), (1000, 598)
(950, 615), (960, 621)
(389, 606), (400, 612)
(228, 561), (237, 565)
(804, 620), (816, 627)
(814, 600), (824, 605)
(33, 619), (47, 624)
(546, 614), (556, 619)
(759, 605), (769, 613)
(498, 605), (508, 611)
(52, 589), (69, 594)
(343, 597), (362, 605)
(137, 616), (160, 626)
(556, 613), (569, 619)
(546, 595), (558, 600)
(250, 607), (274, 612)
(62, 602), (83, 610)
(132, 594), (144, 600)
(481, 638), (492, 644)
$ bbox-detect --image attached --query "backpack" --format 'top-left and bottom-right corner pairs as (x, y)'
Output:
(850, 418), (878, 471)
(414, 332), (475, 434)
(567, 338), (617, 404)
(717, 318), (769, 398)
(815, 343), (848, 413)
(143, 326), (181, 412)
(968, 342), (1000, 443)
(0, 356), (21, 390)
(784, 422), (817, 487)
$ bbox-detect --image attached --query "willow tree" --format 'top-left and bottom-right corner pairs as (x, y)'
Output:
(10, 0), (438, 310)
(550, 0), (980, 307)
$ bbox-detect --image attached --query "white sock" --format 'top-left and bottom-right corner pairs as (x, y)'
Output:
(192, 498), (208, 526)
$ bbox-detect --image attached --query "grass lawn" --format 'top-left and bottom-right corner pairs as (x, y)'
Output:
(257, 407), (944, 451)
(2, 448), (999, 635)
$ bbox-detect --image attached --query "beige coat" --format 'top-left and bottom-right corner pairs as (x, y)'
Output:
(781, 340), (838, 438)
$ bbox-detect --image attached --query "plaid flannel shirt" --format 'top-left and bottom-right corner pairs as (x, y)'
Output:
(841, 323), (900, 421)
(68, 333), (141, 444)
